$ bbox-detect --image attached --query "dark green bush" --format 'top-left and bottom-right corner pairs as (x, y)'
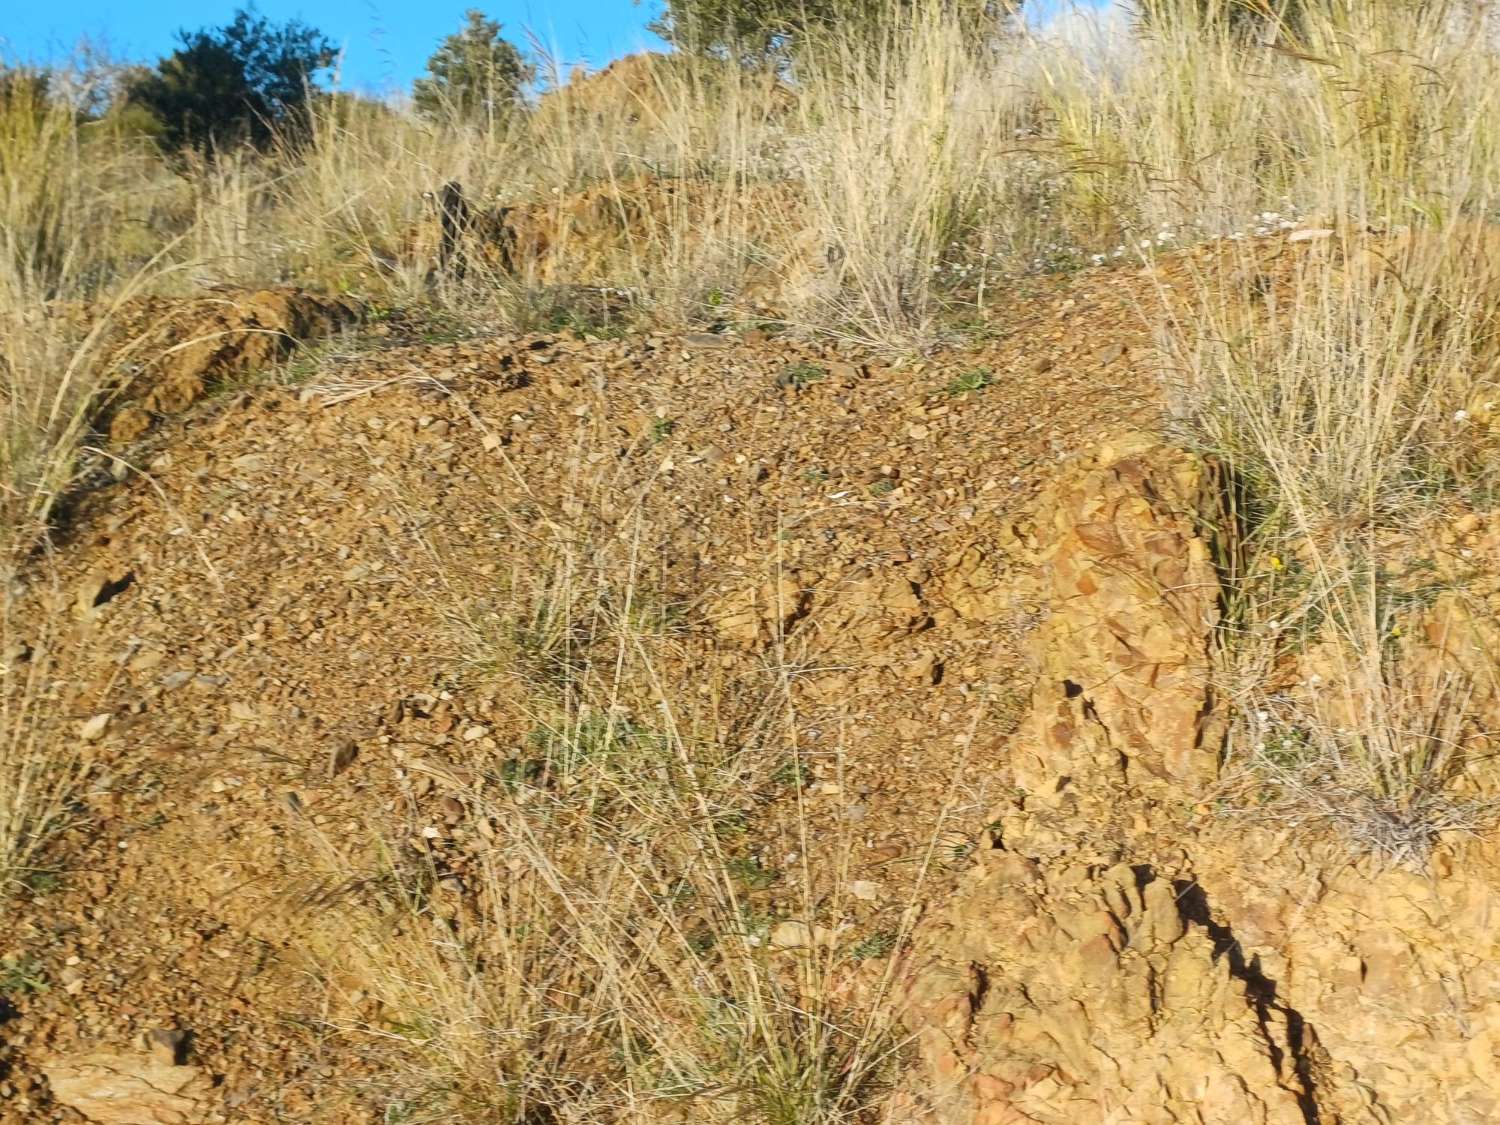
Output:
(124, 7), (334, 152)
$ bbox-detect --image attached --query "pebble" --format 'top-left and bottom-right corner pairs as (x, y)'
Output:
(79, 713), (112, 741)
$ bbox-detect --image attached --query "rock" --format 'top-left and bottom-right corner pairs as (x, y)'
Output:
(128, 649), (164, 673)
(145, 1029), (187, 1067)
(42, 1050), (210, 1124)
(328, 740), (358, 778)
(710, 574), (809, 649)
(76, 569), (135, 616)
(848, 879), (880, 902)
(1009, 434), (1222, 804)
(80, 713), (112, 741)
(890, 863), (1319, 1125)
(771, 920), (813, 949)
(770, 920), (836, 950)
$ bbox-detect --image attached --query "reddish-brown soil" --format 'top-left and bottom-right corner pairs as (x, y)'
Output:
(1, 254), (1180, 1122)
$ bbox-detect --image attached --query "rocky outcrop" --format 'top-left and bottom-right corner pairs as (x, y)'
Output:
(888, 435), (1500, 1124)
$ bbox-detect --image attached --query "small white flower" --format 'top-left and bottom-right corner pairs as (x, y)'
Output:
(1139, 238), (1153, 250)
(1454, 409), (1471, 423)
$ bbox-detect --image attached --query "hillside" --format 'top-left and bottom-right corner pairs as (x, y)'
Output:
(7, 5), (1500, 1123)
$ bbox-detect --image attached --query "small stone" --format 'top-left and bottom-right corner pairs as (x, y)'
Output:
(848, 880), (880, 902)
(79, 713), (111, 741)
(146, 1028), (188, 1066)
(329, 740), (358, 778)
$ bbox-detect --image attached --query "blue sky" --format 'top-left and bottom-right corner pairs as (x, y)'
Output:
(1, 1), (670, 93)
(2, 2), (1117, 93)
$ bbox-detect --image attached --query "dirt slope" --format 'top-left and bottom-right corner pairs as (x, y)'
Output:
(0, 262), (1163, 1122)
(6, 237), (1500, 1123)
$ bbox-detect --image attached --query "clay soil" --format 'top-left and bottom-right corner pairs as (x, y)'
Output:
(0, 255), (1174, 1123)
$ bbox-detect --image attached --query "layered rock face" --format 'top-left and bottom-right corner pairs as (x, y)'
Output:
(890, 437), (1500, 1125)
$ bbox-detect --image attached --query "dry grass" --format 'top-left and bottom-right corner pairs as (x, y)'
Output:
(292, 451), (916, 1123)
(8, 0), (1500, 1109)
(1168, 220), (1500, 859)
(0, 581), (90, 895)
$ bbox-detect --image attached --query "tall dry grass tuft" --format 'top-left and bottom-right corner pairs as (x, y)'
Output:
(1168, 224), (1500, 858)
(296, 455), (908, 1122)
(0, 69), (180, 891)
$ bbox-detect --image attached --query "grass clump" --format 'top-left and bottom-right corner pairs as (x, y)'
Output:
(1174, 222), (1500, 861)
(944, 367), (993, 396)
(0, 955), (48, 996)
(779, 362), (827, 390)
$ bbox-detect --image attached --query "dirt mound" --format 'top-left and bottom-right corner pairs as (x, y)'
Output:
(0, 259), (1163, 1121)
(401, 175), (817, 307)
(102, 288), (361, 445)
(537, 53), (791, 126)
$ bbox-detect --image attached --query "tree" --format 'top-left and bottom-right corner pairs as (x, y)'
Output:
(413, 11), (533, 125)
(125, 7), (335, 152)
(651, 0), (1019, 61)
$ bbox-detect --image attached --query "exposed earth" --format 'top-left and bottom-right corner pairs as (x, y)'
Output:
(6, 231), (1500, 1123)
